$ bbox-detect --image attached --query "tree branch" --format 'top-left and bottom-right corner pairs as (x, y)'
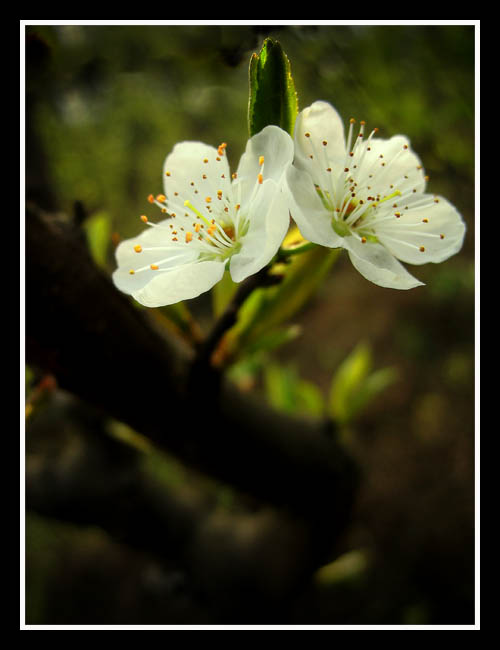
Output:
(26, 392), (327, 621)
(25, 205), (359, 524)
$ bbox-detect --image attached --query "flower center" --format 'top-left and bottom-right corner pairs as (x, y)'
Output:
(127, 143), (263, 274)
(305, 119), (419, 244)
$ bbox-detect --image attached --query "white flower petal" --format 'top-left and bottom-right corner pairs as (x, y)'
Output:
(286, 164), (343, 248)
(229, 179), (290, 283)
(293, 101), (346, 173)
(356, 135), (426, 198)
(343, 237), (424, 290)
(235, 125), (294, 206)
(112, 227), (199, 298)
(163, 141), (232, 214)
(285, 100), (466, 290)
(115, 220), (197, 269)
(376, 195), (466, 265)
(130, 259), (226, 307)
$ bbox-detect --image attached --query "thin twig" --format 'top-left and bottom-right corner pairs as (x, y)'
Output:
(193, 265), (284, 369)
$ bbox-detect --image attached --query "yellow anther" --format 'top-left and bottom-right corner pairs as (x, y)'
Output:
(361, 237), (367, 243)
(259, 155), (265, 166)
(217, 190), (223, 199)
(140, 215), (148, 223)
(147, 194), (155, 204)
(203, 158), (209, 164)
(258, 173), (263, 184)
(185, 232), (193, 243)
(422, 218), (429, 223)
(350, 118), (355, 124)
(440, 234), (445, 239)
(150, 264), (159, 270)
(129, 269), (135, 275)
(205, 196), (212, 203)
(235, 203), (240, 211)
(165, 171), (171, 177)
(194, 223), (201, 233)
(134, 245), (142, 253)
(217, 142), (227, 156)
(419, 246), (425, 252)
(156, 194), (166, 203)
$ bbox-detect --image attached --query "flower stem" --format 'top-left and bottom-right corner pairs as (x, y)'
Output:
(276, 241), (317, 260)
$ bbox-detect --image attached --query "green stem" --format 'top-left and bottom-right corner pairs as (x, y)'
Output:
(277, 241), (318, 260)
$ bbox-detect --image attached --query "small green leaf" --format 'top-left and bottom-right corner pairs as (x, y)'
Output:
(248, 37), (299, 137)
(349, 366), (398, 419)
(314, 550), (370, 587)
(328, 343), (398, 425)
(264, 362), (325, 418)
(83, 210), (112, 269)
(328, 342), (373, 424)
(241, 324), (302, 358)
(221, 246), (340, 365)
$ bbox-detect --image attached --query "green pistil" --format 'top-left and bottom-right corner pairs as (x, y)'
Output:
(183, 200), (212, 227)
(332, 218), (351, 238)
(372, 189), (402, 207)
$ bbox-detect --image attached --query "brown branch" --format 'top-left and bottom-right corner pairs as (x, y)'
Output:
(25, 205), (359, 524)
(25, 393), (325, 621)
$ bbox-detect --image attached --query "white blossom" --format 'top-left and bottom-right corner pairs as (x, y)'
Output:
(286, 101), (466, 289)
(113, 126), (294, 306)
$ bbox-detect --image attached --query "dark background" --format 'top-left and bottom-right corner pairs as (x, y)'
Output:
(24, 23), (476, 626)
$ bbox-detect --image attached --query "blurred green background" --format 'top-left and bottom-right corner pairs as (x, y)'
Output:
(25, 24), (476, 625)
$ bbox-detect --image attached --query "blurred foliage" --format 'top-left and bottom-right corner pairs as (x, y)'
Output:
(25, 23), (476, 625)
(328, 342), (398, 426)
(264, 361), (325, 418)
(215, 244), (340, 366)
(314, 549), (371, 588)
(83, 210), (112, 268)
(230, 341), (397, 426)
